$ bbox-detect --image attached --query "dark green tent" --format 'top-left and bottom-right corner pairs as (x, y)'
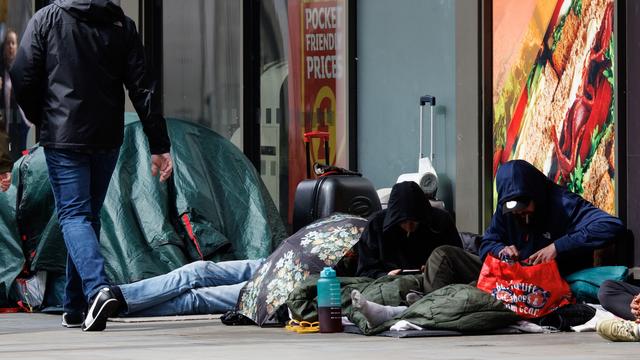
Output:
(0, 179), (23, 307)
(0, 114), (286, 308)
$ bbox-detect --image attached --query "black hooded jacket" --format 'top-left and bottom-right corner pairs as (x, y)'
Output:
(356, 182), (462, 279)
(479, 160), (624, 275)
(9, 0), (169, 154)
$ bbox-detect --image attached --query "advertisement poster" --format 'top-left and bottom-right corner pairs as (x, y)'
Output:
(287, 0), (348, 219)
(493, 0), (616, 214)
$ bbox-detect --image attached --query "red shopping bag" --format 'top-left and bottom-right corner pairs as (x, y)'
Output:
(476, 256), (573, 318)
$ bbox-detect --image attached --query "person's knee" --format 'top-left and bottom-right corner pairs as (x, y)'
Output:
(437, 245), (461, 254)
(430, 245), (461, 260)
(58, 213), (93, 228)
(183, 260), (210, 274)
(598, 280), (622, 305)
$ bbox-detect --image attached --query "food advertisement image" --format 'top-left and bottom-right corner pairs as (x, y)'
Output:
(493, 0), (615, 214)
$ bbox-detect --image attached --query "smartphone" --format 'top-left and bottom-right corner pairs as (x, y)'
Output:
(400, 269), (422, 275)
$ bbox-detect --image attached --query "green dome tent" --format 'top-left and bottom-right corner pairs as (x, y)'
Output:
(0, 114), (286, 309)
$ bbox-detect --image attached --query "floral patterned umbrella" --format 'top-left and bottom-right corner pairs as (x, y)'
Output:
(237, 213), (367, 326)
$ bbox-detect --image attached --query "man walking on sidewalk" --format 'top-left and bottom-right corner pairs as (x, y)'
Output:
(10, 0), (172, 331)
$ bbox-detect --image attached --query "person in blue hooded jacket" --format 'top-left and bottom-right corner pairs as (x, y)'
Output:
(479, 159), (625, 275)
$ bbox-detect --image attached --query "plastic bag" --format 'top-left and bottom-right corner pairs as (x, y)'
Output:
(477, 256), (573, 318)
(13, 271), (47, 311)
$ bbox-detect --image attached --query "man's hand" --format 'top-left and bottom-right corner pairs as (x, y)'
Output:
(151, 153), (173, 182)
(527, 243), (557, 265)
(630, 294), (640, 322)
(388, 269), (402, 276)
(0, 172), (11, 192)
(498, 245), (519, 260)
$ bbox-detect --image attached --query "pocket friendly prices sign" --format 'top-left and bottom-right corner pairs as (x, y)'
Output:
(301, 0), (345, 166)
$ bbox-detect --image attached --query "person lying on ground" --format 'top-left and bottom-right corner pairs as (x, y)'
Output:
(356, 181), (462, 279)
(62, 259), (263, 329)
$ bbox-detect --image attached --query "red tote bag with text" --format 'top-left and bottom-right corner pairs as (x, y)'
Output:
(477, 256), (573, 318)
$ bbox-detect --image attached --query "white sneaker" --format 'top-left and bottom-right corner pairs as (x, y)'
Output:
(596, 318), (640, 342)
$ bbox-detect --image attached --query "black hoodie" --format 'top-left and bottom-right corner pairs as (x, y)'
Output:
(356, 181), (462, 278)
(10, 0), (170, 154)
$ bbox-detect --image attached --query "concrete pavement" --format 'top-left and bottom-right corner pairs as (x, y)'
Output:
(0, 313), (637, 360)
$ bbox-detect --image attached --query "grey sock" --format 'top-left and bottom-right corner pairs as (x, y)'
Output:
(351, 290), (407, 328)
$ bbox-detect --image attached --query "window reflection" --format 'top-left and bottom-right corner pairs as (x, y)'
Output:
(0, 0), (34, 159)
(163, 0), (243, 148)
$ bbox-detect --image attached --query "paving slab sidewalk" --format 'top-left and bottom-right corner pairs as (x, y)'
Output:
(0, 313), (636, 360)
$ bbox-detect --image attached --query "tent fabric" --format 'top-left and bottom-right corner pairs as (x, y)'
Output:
(16, 147), (66, 274)
(0, 174), (23, 307)
(0, 114), (286, 306)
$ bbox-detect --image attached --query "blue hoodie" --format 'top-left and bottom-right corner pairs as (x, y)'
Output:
(479, 160), (624, 275)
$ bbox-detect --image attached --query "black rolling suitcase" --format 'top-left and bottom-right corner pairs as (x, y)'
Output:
(292, 131), (381, 232)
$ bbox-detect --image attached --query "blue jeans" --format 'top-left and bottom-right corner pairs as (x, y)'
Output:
(119, 259), (263, 316)
(44, 148), (119, 313)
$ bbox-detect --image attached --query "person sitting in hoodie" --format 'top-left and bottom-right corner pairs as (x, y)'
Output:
(355, 181), (462, 279)
(422, 159), (625, 296)
(426, 160), (624, 293)
(479, 159), (624, 274)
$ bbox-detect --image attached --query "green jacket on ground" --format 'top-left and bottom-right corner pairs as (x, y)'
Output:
(287, 275), (519, 335)
(0, 129), (11, 173)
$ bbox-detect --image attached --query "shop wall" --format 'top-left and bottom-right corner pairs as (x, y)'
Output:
(356, 0), (457, 212)
(454, 0), (481, 233)
(626, 1), (640, 267)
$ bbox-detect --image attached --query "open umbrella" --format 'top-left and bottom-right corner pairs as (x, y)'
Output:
(237, 213), (367, 326)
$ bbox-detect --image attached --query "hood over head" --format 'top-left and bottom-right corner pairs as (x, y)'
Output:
(496, 160), (550, 214)
(55, 0), (124, 23)
(383, 181), (432, 232)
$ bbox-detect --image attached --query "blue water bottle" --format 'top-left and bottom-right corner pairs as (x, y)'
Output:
(317, 267), (343, 333)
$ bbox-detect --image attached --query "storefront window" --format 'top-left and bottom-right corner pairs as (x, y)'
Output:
(162, 0), (243, 148)
(260, 0), (350, 221)
(1, 0), (34, 160)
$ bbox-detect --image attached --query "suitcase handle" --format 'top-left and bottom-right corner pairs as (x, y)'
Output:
(419, 94), (436, 161)
(304, 131), (330, 178)
(419, 95), (436, 106)
(303, 131), (330, 142)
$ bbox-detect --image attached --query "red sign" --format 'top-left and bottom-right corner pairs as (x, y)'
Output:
(287, 0), (347, 221)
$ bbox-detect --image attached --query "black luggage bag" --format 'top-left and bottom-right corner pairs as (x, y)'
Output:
(292, 131), (381, 232)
